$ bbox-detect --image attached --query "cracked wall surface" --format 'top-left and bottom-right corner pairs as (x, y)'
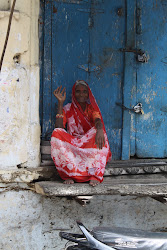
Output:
(0, 0), (40, 169)
(0, 191), (167, 250)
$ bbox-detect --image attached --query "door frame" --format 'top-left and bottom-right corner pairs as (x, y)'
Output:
(121, 0), (136, 160)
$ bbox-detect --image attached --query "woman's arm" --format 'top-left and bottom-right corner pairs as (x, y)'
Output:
(53, 86), (66, 128)
(55, 101), (64, 128)
(95, 118), (105, 150)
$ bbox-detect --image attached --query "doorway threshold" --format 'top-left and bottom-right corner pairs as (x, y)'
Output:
(41, 158), (167, 176)
(41, 141), (167, 175)
(105, 159), (167, 175)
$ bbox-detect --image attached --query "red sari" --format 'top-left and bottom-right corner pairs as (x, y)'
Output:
(51, 82), (111, 183)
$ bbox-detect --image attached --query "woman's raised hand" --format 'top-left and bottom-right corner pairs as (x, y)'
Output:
(53, 86), (66, 103)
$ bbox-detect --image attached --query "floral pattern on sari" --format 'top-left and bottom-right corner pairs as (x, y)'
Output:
(51, 128), (109, 181)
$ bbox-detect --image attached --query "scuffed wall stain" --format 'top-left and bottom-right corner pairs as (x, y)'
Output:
(0, 11), (29, 63)
(0, 67), (29, 167)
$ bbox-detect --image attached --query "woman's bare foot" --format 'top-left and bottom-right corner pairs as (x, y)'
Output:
(63, 179), (74, 184)
(89, 179), (100, 187)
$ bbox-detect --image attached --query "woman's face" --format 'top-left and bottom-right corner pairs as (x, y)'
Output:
(75, 84), (89, 104)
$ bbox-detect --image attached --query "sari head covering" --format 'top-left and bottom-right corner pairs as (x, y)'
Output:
(75, 80), (88, 88)
(70, 80), (106, 134)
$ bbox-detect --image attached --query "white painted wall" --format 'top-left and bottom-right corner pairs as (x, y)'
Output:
(0, 190), (167, 250)
(0, 0), (40, 169)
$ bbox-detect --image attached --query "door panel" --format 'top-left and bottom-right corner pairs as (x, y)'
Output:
(89, 0), (126, 159)
(40, 0), (125, 160)
(42, 0), (90, 139)
(40, 0), (167, 160)
(135, 0), (167, 158)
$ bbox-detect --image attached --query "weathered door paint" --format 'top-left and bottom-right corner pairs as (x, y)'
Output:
(88, 1), (126, 159)
(40, 0), (125, 160)
(40, 0), (167, 160)
(40, 0), (90, 140)
(135, 0), (167, 158)
(122, 0), (167, 159)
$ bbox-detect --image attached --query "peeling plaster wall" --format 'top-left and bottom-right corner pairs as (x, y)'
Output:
(0, 0), (40, 168)
(0, 191), (167, 249)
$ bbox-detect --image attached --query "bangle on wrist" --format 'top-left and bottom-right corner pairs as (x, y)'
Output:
(56, 114), (64, 118)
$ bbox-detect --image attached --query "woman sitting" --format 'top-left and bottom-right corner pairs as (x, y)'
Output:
(51, 80), (111, 186)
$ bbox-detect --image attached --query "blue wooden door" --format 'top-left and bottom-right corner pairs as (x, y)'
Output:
(122, 0), (167, 159)
(40, 0), (126, 160)
(88, 1), (126, 159)
(40, 0), (90, 140)
(135, 0), (167, 158)
(40, 0), (167, 160)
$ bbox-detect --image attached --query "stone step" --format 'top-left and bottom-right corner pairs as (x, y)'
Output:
(34, 173), (167, 197)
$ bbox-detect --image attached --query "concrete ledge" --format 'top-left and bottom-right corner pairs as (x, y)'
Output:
(34, 174), (167, 197)
(0, 167), (57, 183)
